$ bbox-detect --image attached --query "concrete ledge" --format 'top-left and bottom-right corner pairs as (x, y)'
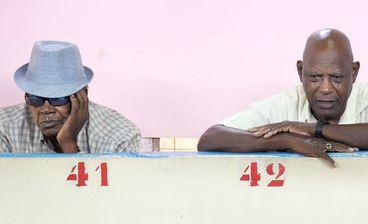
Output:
(140, 137), (199, 152)
(0, 151), (367, 224)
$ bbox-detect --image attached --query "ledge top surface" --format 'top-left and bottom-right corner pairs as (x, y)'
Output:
(0, 151), (367, 158)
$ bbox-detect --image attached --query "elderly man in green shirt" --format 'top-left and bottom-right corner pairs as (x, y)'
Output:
(198, 28), (367, 166)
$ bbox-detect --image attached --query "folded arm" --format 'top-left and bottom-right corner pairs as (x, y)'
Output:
(198, 125), (293, 152)
(323, 124), (368, 149)
(198, 124), (356, 166)
(248, 121), (368, 149)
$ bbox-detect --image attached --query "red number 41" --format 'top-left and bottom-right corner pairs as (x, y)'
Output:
(240, 162), (285, 187)
(66, 162), (109, 187)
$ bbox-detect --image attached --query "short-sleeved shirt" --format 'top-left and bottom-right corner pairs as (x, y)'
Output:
(221, 82), (368, 130)
(0, 102), (141, 153)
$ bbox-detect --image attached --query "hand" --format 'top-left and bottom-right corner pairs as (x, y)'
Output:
(248, 121), (315, 138)
(57, 88), (89, 153)
(288, 135), (358, 167)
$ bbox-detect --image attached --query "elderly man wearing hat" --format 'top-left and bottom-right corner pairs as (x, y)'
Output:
(0, 41), (141, 153)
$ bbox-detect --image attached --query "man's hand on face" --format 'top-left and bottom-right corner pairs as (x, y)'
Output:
(56, 88), (89, 153)
(287, 136), (357, 167)
(248, 121), (315, 138)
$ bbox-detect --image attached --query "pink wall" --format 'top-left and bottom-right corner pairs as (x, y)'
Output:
(1, 0), (368, 137)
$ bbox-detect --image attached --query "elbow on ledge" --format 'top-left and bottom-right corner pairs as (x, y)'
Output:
(197, 125), (222, 151)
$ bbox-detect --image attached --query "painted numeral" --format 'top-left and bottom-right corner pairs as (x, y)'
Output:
(67, 162), (109, 187)
(240, 162), (286, 187)
(240, 162), (261, 186)
(266, 163), (285, 187)
(66, 162), (89, 186)
(95, 162), (109, 186)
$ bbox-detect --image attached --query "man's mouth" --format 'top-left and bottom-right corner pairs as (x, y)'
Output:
(39, 120), (63, 128)
(316, 100), (336, 109)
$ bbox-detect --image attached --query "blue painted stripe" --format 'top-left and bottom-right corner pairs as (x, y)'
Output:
(0, 151), (367, 158)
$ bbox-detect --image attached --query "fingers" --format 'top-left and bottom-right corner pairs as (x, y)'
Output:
(317, 150), (336, 167)
(316, 141), (358, 167)
(253, 127), (272, 137)
(70, 94), (79, 115)
(68, 88), (89, 121)
(255, 126), (286, 138)
(75, 88), (88, 108)
(263, 129), (282, 138)
(291, 147), (335, 167)
(248, 124), (279, 138)
(326, 142), (358, 153)
(249, 122), (291, 138)
(292, 130), (310, 136)
(304, 147), (336, 167)
(74, 88), (89, 119)
(248, 126), (265, 133)
(56, 88), (89, 148)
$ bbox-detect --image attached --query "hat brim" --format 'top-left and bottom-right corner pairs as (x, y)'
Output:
(14, 63), (94, 98)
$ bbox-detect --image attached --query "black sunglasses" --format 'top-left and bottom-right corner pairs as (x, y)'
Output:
(25, 93), (70, 107)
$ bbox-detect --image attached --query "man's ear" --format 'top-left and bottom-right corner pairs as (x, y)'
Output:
(297, 60), (303, 82)
(352, 61), (360, 83)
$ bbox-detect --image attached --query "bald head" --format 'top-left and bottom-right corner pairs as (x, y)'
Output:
(303, 28), (354, 64)
(297, 28), (360, 123)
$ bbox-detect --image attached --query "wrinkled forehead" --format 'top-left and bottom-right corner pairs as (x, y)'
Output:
(303, 48), (352, 73)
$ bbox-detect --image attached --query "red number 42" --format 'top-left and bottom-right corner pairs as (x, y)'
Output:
(240, 162), (285, 187)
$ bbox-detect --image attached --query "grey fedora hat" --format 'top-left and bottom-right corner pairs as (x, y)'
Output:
(14, 41), (93, 98)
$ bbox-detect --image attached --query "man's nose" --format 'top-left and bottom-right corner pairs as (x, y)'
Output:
(319, 77), (333, 94)
(40, 100), (55, 114)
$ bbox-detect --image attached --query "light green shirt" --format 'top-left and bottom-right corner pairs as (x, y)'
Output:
(221, 82), (368, 130)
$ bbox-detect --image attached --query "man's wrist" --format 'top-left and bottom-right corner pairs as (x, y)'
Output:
(315, 119), (329, 138)
(309, 123), (317, 136)
(58, 141), (80, 153)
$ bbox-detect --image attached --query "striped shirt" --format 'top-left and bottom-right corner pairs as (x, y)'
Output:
(0, 102), (141, 153)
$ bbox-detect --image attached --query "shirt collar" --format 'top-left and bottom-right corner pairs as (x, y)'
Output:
(297, 86), (318, 123)
(339, 83), (368, 124)
(300, 83), (368, 124)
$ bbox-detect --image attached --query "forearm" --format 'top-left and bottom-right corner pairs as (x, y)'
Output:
(198, 124), (292, 152)
(323, 123), (368, 149)
(52, 137), (80, 153)
(59, 141), (80, 153)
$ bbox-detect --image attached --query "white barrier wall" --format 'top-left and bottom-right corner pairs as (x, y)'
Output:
(0, 152), (367, 224)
